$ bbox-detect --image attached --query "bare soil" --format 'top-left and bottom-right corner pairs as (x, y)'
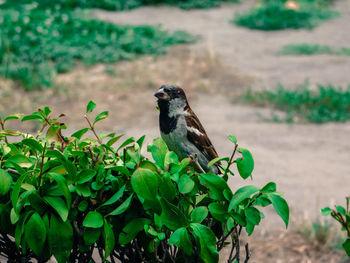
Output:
(1, 0), (350, 261)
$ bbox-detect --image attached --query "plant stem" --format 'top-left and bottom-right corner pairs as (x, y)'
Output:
(85, 115), (102, 144)
(224, 143), (238, 176)
(38, 142), (46, 187)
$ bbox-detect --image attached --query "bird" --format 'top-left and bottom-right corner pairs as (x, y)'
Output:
(154, 84), (220, 174)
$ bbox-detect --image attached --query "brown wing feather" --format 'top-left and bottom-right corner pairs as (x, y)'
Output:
(185, 108), (219, 161)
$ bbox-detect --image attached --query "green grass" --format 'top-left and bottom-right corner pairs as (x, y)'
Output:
(238, 83), (350, 123)
(279, 43), (350, 56)
(0, 5), (195, 89)
(233, 0), (339, 31)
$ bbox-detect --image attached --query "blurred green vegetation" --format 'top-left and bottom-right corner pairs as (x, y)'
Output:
(279, 43), (350, 56)
(234, 0), (339, 30)
(0, 0), (240, 11)
(238, 83), (350, 123)
(0, 2), (196, 89)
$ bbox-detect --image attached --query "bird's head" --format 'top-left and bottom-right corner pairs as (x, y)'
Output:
(154, 84), (189, 117)
(154, 84), (187, 102)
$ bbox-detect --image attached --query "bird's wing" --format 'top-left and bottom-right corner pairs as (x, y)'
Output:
(185, 109), (219, 162)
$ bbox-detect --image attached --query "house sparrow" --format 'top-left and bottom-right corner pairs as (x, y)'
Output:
(154, 84), (220, 174)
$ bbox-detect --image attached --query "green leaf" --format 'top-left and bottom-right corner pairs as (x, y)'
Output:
(0, 129), (22, 137)
(22, 138), (43, 153)
(84, 228), (101, 246)
(169, 227), (193, 255)
(10, 208), (19, 224)
(0, 169), (12, 196)
(245, 207), (261, 226)
(78, 200), (88, 212)
(208, 202), (227, 222)
(93, 111), (109, 125)
(101, 185), (125, 207)
(228, 134), (237, 144)
(44, 196), (69, 222)
(117, 137), (135, 151)
(108, 194), (133, 216)
(49, 214), (73, 263)
(191, 206), (208, 223)
(321, 207), (332, 216)
(71, 128), (89, 139)
(190, 223), (219, 263)
(343, 239), (350, 257)
(5, 154), (33, 168)
(228, 185), (259, 211)
(160, 198), (189, 230)
(131, 168), (158, 201)
(268, 193), (289, 228)
(178, 174), (195, 194)
(336, 206), (346, 216)
(22, 113), (44, 122)
(159, 174), (176, 201)
(50, 173), (71, 209)
(207, 157), (229, 168)
(87, 100), (96, 113)
(104, 220), (115, 260)
(76, 169), (96, 184)
(4, 114), (23, 122)
(261, 182), (276, 193)
(83, 211), (104, 228)
(24, 212), (46, 257)
(11, 171), (31, 211)
(164, 151), (178, 168)
(107, 134), (124, 146)
(199, 173), (231, 201)
(148, 137), (168, 168)
(236, 148), (254, 179)
(119, 218), (151, 245)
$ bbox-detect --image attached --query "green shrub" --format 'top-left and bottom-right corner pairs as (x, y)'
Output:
(0, 8), (195, 89)
(237, 83), (350, 123)
(0, 103), (289, 262)
(233, 1), (338, 30)
(279, 43), (350, 56)
(322, 198), (350, 257)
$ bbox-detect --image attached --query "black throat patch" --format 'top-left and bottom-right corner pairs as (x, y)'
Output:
(158, 100), (178, 134)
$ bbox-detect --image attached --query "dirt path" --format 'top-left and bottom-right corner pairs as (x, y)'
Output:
(96, 0), (350, 89)
(94, 0), (350, 226)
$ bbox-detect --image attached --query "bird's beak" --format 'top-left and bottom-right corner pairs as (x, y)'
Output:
(154, 88), (170, 100)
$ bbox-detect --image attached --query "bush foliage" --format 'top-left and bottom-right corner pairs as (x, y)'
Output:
(0, 103), (289, 262)
(322, 198), (350, 257)
(233, 0), (338, 30)
(238, 83), (350, 123)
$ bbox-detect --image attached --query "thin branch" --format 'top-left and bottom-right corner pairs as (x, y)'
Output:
(193, 153), (205, 173)
(0, 119), (8, 144)
(38, 142), (47, 187)
(85, 115), (102, 144)
(224, 143), (238, 176)
(243, 244), (250, 263)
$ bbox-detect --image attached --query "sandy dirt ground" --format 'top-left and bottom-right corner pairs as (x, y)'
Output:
(93, 0), (350, 226)
(1, 0), (350, 262)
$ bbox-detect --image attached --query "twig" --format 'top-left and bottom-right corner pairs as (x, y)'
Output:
(243, 243), (250, 263)
(38, 142), (47, 187)
(0, 119), (8, 144)
(85, 115), (102, 144)
(192, 153), (205, 173)
(224, 143), (238, 176)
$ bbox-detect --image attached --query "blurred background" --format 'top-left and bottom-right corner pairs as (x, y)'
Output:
(0, 0), (349, 262)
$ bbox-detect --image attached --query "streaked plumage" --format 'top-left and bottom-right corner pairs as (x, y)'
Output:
(154, 84), (219, 174)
